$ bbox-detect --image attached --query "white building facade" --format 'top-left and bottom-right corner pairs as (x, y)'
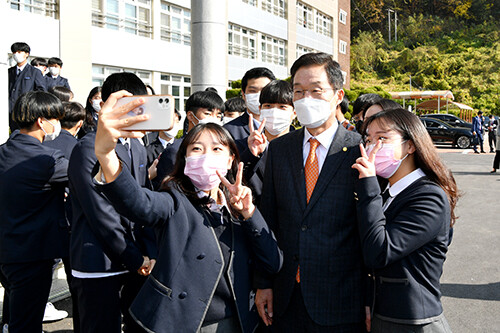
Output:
(2, 0), (350, 141)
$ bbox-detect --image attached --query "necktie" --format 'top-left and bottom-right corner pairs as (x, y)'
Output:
(16, 68), (21, 77)
(297, 138), (320, 283)
(381, 188), (391, 204)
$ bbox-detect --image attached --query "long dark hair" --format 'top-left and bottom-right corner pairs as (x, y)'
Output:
(79, 86), (102, 138)
(160, 123), (240, 209)
(363, 108), (459, 226)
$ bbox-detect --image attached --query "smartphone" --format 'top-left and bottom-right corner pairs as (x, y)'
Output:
(115, 94), (175, 131)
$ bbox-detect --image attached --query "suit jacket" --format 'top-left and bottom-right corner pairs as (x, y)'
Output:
(8, 64), (46, 112)
(258, 125), (365, 326)
(69, 132), (156, 273)
(0, 131), (69, 263)
(43, 129), (78, 159)
(355, 176), (450, 322)
(241, 147), (268, 207)
(223, 112), (260, 152)
(153, 138), (183, 190)
(96, 169), (282, 333)
(45, 74), (71, 90)
(472, 116), (484, 138)
(145, 137), (167, 168)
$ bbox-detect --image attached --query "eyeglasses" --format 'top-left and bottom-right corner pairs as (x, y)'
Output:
(293, 87), (334, 99)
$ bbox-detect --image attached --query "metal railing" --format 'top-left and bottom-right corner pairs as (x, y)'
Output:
(92, 11), (152, 38)
(160, 27), (191, 45)
(9, 0), (57, 18)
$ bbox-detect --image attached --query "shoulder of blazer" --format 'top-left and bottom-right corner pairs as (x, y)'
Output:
(390, 176), (447, 209)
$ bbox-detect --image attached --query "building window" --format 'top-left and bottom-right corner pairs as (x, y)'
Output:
(92, 64), (151, 88)
(296, 2), (313, 30)
(315, 11), (332, 37)
(160, 2), (191, 45)
(339, 9), (347, 25)
(261, 34), (286, 66)
(92, 0), (152, 38)
(228, 23), (256, 60)
(241, 0), (257, 6)
(9, 0), (57, 18)
(160, 73), (191, 111)
(296, 44), (315, 59)
(261, 0), (286, 18)
(339, 40), (347, 54)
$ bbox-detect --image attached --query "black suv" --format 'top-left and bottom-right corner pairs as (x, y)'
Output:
(420, 113), (472, 129)
(420, 118), (473, 149)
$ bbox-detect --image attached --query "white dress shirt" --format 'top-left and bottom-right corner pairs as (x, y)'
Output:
(382, 168), (426, 211)
(302, 120), (339, 173)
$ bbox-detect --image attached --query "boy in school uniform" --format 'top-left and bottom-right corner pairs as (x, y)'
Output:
(45, 57), (71, 90)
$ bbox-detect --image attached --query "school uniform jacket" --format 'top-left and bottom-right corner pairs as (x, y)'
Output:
(223, 112), (260, 153)
(0, 131), (69, 263)
(153, 138), (183, 190)
(45, 74), (71, 90)
(69, 132), (156, 273)
(96, 169), (283, 333)
(257, 125), (366, 326)
(355, 175), (450, 323)
(8, 64), (46, 112)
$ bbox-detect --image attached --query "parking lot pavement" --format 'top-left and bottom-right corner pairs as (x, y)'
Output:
(43, 146), (500, 333)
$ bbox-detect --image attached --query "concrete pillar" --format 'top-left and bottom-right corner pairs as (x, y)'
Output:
(0, 1), (10, 143)
(59, 0), (92, 104)
(190, 0), (228, 99)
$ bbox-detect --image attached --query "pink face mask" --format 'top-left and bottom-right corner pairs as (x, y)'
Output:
(184, 154), (229, 191)
(366, 142), (408, 179)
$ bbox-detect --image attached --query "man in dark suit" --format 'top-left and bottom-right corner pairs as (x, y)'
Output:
(69, 73), (156, 333)
(224, 67), (275, 152)
(255, 53), (366, 332)
(45, 57), (71, 90)
(8, 42), (46, 129)
(472, 111), (485, 153)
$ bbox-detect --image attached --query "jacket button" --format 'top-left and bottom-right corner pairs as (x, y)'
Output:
(197, 253), (206, 259)
(301, 225), (308, 231)
(179, 292), (188, 299)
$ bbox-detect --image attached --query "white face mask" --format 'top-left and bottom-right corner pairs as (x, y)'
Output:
(261, 108), (293, 136)
(192, 113), (222, 126)
(294, 97), (334, 128)
(245, 93), (261, 115)
(92, 99), (102, 112)
(35, 66), (46, 74)
(13, 53), (26, 64)
(164, 123), (180, 139)
(222, 117), (236, 125)
(41, 118), (61, 142)
(49, 67), (60, 76)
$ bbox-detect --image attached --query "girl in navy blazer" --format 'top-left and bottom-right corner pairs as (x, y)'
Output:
(93, 91), (283, 333)
(353, 109), (459, 332)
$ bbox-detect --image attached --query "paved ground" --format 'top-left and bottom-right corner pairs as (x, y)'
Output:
(43, 145), (500, 332)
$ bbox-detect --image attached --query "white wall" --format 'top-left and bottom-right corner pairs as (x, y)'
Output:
(1, 1), (10, 142)
(296, 25), (333, 54)
(228, 55), (288, 81)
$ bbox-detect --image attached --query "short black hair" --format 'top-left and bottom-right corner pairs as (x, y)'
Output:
(205, 87), (218, 93)
(339, 95), (349, 114)
(241, 67), (276, 93)
(48, 86), (73, 102)
(259, 80), (293, 106)
(101, 72), (147, 102)
(352, 93), (383, 117)
(185, 90), (224, 114)
(48, 57), (63, 67)
(61, 101), (86, 129)
(224, 97), (247, 113)
(11, 42), (30, 54)
(374, 99), (401, 113)
(12, 91), (64, 129)
(145, 84), (156, 95)
(478, 111), (483, 115)
(290, 52), (343, 90)
(31, 57), (47, 67)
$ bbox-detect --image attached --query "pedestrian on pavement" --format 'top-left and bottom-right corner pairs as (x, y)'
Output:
(491, 123), (500, 173)
(487, 114), (498, 153)
(353, 108), (459, 333)
(472, 111), (485, 153)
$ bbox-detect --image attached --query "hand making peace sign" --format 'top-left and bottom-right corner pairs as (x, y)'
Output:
(247, 114), (267, 157)
(216, 162), (256, 220)
(351, 140), (382, 179)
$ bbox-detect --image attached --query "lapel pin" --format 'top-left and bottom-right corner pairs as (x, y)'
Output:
(342, 147), (347, 152)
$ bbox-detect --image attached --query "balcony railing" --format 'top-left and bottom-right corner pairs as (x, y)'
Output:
(92, 11), (152, 38)
(9, 0), (57, 18)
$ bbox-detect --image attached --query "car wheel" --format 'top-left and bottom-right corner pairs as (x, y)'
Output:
(456, 135), (471, 149)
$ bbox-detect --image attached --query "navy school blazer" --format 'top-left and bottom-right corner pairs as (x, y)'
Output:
(223, 112), (260, 153)
(45, 74), (71, 91)
(355, 175), (450, 323)
(257, 125), (366, 326)
(0, 131), (69, 263)
(96, 169), (283, 333)
(8, 64), (46, 112)
(153, 138), (183, 190)
(69, 132), (156, 273)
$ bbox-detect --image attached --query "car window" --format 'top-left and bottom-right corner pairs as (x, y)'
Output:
(427, 120), (440, 128)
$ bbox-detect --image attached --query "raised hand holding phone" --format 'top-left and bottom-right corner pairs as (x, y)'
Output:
(216, 162), (255, 220)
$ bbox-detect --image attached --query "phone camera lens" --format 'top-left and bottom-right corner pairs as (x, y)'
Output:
(158, 98), (164, 104)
